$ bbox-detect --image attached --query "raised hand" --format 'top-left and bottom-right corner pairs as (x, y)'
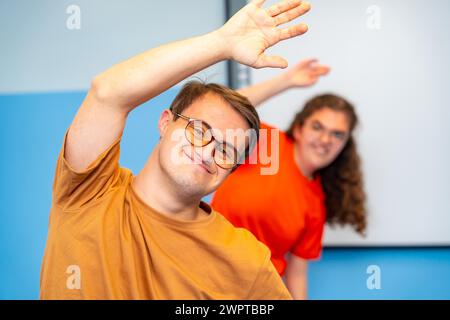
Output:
(219, 0), (311, 69)
(284, 58), (330, 87)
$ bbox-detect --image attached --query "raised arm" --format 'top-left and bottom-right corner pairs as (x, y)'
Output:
(65, 0), (311, 171)
(238, 58), (330, 107)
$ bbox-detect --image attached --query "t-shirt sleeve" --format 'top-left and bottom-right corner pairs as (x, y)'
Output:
(247, 251), (293, 300)
(259, 122), (277, 131)
(52, 130), (123, 211)
(291, 212), (325, 260)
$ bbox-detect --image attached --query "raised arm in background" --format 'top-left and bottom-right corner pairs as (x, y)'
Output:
(238, 58), (330, 107)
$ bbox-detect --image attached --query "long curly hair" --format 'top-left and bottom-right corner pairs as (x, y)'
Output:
(286, 94), (367, 235)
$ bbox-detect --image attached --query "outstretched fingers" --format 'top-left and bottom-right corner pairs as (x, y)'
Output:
(251, 0), (266, 8)
(312, 65), (331, 76)
(278, 23), (309, 41)
(267, 0), (301, 17)
(268, 1), (310, 26)
(297, 58), (318, 68)
(256, 55), (289, 69)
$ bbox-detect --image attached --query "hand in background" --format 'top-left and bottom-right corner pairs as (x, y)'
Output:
(284, 58), (330, 88)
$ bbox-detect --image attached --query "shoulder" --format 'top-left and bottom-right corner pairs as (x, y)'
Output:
(259, 122), (291, 150)
(213, 211), (271, 264)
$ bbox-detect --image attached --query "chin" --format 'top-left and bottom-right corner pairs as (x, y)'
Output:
(174, 178), (208, 199)
(174, 166), (204, 184)
(309, 156), (331, 171)
(174, 167), (214, 195)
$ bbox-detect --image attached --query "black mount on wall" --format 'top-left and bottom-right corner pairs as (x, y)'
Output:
(225, 0), (251, 90)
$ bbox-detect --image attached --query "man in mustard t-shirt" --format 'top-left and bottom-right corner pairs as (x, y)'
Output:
(40, 0), (311, 299)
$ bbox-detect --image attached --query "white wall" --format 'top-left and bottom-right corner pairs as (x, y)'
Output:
(0, 0), (227, 93)
(251, 0), (450, 245)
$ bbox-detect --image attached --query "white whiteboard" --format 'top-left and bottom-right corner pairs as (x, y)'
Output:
(251, 0), (450, 245)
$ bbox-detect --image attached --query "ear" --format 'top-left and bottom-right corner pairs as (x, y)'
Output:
(292, 124), (302, 142)
(158, 109), (174, 138)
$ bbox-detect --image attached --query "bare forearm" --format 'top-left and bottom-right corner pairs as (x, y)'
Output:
(285, 275), (308, 300)
(92, 0), (311, 113)
(285, 255), (308, 299)
(237, 72), (292, 107)
(94, 31), (228, 112)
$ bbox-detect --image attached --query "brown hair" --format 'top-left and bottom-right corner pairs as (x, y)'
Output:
(170, 80), (260, 162)
(286, 94), (367, 235)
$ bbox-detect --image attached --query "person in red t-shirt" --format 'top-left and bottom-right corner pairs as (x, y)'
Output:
(212, 59), (367, 299)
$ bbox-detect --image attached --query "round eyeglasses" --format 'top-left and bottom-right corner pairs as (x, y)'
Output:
(175, 113), (239, 170)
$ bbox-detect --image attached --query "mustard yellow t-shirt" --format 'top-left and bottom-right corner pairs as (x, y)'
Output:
(40, 133), (292, 300)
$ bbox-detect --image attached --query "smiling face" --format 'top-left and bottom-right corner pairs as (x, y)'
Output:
(293, 107), (351, 175)
(157, 92), (250, 198)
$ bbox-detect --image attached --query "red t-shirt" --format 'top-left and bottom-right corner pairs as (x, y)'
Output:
(212, 123), (326, 275)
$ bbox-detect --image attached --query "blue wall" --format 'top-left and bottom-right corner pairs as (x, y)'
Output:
(309, 247), (450, 300)
(0, 91), (449, 299)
